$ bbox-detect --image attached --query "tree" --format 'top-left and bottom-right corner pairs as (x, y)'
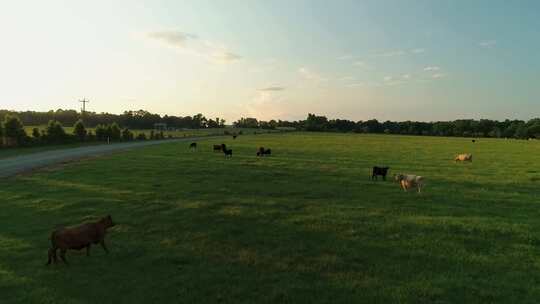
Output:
(3, 114), (27, 146)
(527, 120), (540, 138)
(305, 114), (328, 131)
(95, 124), (107, 141)
(514, 125), (528, 139)
(32, 128), (41, 139)
(73, 120), (87, 142)
(109, 123), (121, 141)
(44, 120), (68, 144)
(122, 128), (134, 141)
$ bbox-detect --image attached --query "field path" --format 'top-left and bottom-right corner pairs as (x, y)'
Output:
(0, 137), (217, 178)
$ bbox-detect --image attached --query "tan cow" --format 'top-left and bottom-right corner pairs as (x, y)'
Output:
(394, 174), (424, 193)
(455, 153), (473, 162)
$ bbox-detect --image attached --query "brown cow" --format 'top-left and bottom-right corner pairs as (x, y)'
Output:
(46, 215), (115, 265)
(455, 153), (473, 162)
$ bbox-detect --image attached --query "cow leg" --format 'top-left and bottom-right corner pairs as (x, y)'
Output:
(100, 240), (109, 254)
(86, 245), (91, 257)
(60, 249), (69, 265)
(401, 181), (408, 192)
(46, 248), (56, 265)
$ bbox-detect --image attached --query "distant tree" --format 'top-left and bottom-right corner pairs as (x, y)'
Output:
(32, 128), (41, 139)
(514, 125), (528, 139)
(87, 130), (96, 141)
(3, 114), (28, 146)
(73, 119), (87, 142)
(527, 120), (540, 138)
(304, 114), (328, 131)
(44, 120), (68, 144)
(136, 133), (147, 140)
(122, 128), (134, 141)
(150, 130), (155, 140)
(234, 117), (260, 129)
(109, 123), (121, 141)
(95, 124), (107, 141)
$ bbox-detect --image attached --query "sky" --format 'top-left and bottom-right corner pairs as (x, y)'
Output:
(0, 0), (539, 123)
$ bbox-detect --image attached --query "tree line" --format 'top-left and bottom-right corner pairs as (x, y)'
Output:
(2, 108), (539, 149)
(0, 115), (167, 148)
(233, 114), (540, 139)
(0, 109), (225, 130)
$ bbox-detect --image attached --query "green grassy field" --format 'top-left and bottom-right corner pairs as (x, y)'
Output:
(0, 127), (278, 160)
(1, 133), (540, 303)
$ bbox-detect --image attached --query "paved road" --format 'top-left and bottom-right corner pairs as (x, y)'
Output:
(0, 137), (216, 178)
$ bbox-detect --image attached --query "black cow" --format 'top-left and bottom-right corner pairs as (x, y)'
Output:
(223, 148), (233, 157)
(372, 166), (389, 181)
(257, 147), (272, 156)
(189, 142), (197, 149)
(233, 135), (237, 140)
(214, 144), (224, 152)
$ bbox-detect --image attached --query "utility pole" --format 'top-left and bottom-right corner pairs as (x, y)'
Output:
(79, 98), (90, 116)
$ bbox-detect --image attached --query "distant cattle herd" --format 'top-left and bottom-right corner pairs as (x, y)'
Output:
(46, 134), (476, 266)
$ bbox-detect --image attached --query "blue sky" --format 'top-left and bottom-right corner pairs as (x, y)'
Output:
(0, 0), (538, 122)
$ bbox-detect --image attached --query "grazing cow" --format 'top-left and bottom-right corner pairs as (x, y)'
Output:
(455, 153), (473, 162)
(189, 142), (197, 149)
(233, 135), (237, 140)
(256, 147), (271, 156)
(372, 166), (389, 181)
(213, 144), (223, 152)
(472, 139), (476, 143)
(47, 215), (115, 265)
(394, 174), (424, 193)
(223, 148), (233, 157)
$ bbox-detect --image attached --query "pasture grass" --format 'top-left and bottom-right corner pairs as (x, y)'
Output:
(1, 128), (277, 160)
(1, 133), (540, 303)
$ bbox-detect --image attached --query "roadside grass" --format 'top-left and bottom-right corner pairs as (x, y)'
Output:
(1, 128), (279, 160)
(1, 133), (539, 303)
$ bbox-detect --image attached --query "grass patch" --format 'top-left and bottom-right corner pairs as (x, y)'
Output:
(1, 133), (540, 303)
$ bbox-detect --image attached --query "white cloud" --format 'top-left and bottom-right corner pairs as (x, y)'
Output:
(242, 90), (287, 120)
(423, 66), (440, 71)
(346, 81), (381, 88)
(258, 86), (285, 91)
(353, 61), (366, 67)
(145, 31), (198, 47)
(298, 67), (327, 82)
(402, 74), (411, 79)
(145, 30), (241, 63)
(411, 48), (425, 54)
(340, 76), (355, 81)
(374, 50), (405, 57)
(479, 40), (497, 48)
(211, 51), (242, 63)
(432, 73), (445, 79)
(384, 76), (393, 82)
(337, 55), (354, 60)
